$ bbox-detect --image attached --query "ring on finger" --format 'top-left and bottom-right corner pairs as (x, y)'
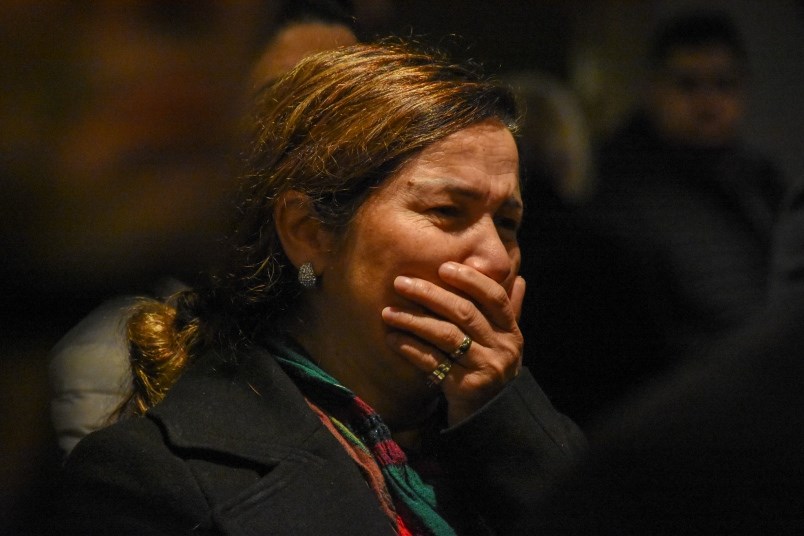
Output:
(426, 360), (453, 388)
(448, 334), (472, 362)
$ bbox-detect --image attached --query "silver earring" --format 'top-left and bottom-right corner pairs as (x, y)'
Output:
(297, 261), (317, 289)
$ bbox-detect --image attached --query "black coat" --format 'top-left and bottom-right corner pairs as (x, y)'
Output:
(56, 346), (585, 535)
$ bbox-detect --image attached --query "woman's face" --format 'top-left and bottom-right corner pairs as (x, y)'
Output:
(310, 119), (522, 419)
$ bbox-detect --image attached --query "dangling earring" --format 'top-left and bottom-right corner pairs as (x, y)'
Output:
(297, 261), (317, 289)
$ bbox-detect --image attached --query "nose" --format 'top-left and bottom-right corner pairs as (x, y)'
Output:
(463, 216), (515, 285)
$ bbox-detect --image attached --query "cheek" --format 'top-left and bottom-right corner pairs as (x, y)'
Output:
(375, 230), (447, 280)
(655, 94), (691, 132)
(511, 245), (522, 272)
(343, 218), (429, 290)
(506, 245), (522, 288)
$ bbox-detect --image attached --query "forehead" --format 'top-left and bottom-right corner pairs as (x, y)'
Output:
(664, 44), (742, 72)
(389, 120), (521, 198)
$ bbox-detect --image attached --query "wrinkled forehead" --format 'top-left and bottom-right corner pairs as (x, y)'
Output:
(385, 121), (522, 201)
(413, 120), (518, 170)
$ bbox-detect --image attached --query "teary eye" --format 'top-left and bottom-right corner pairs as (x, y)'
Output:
(495, 215), (521, 241)
(430, 205), (461, 218)
(495, 216), (520, 231)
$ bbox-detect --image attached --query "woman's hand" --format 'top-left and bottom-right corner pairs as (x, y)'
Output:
(381, 261), (526, 425)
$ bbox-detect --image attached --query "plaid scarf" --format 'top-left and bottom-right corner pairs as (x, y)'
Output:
(267, 337), (457, 536)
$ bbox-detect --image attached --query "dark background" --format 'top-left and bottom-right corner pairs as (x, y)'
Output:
(1, 1), (802, 533)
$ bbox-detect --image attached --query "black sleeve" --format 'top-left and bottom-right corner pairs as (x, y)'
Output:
(436, 368), (587, 534)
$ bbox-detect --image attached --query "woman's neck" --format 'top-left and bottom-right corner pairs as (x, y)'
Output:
(281, 318), (439, 437)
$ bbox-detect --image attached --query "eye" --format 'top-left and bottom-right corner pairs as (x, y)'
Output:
(426, 204), (467, 231)
(429, 205), (462, 218)
(495, 215), (521, 239)
(496, 216), (519, 231)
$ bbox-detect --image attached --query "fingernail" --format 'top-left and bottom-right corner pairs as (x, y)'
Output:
(395, 276), (413, 289)
(382, 306), (399, 318)
(441, 262), (458, 275)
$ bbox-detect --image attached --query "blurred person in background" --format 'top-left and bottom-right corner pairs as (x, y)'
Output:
(523, 181), (804, 534)
(504, 69), (670, 430)
(504, 72), (594, 208)
(44, 0), (357, 296)
(592, 9), (786, 345)
(535, 10), (788, 426)
(2, 3), (274, 531)
(1, 1), (362, 533)
(48, 0), (359, 460)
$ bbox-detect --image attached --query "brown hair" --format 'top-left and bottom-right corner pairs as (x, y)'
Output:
(125, 41), (519, 413)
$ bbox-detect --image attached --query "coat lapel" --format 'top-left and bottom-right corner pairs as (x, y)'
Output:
(148, 347), (395, 535)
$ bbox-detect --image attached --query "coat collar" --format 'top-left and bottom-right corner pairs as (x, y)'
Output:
(147, 345), (397, 535)
(148, 345), (329, 466)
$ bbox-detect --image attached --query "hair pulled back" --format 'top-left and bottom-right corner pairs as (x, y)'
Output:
(126, 41), (519, 413)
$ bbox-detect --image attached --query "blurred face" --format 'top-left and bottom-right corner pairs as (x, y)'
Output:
(649, 44), (746, 147)
(249, 21), (358, 89)
(45, 3), (266, 287)
(311, 120), (522, 418)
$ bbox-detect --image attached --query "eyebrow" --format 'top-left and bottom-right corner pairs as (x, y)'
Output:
(410, 178), (523, 211)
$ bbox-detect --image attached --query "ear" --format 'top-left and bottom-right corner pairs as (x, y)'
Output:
(273, 190), (334, 274)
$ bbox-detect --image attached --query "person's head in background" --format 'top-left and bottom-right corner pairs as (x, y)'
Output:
(249, 0), (358, 91)
(645, 11), (748, 149)
(44, 1), (358, 296)
(505, 72), (593, 205)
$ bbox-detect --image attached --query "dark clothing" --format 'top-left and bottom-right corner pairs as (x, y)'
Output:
(525, 184), (804, 533)
(518, 188), (673, 427)
(591, 113), (784, 342)
(56, 345), (585, 535)
(520, 112), (786, 426)
(770, 180), (804, 308)
(527, 305), (804, 535)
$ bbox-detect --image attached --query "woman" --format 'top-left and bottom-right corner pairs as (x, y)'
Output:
(57, 42), (585, 535)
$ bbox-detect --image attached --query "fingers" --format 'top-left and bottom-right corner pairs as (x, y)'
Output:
(383, 263), (524, 424)
(383, 263), (522, 368)
(384, 329), (452, 373)
(390, 275), (486, 341)
(384, 329), (444, 371)
(381, 306), (471, 359)
(438, 262), (519, 329)
(510, 275), (526, 322)
(394, 262), (518, 332)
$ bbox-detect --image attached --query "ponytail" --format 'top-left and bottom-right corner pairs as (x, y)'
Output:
(125, 293), (202, 414)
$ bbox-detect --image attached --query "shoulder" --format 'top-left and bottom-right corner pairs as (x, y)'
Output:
(64, 415), (183, 485)
(57, 415), (210, 534)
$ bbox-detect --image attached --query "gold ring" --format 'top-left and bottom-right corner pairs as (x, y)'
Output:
(426, 360), (453, 388)
(448, 335), (472, 361)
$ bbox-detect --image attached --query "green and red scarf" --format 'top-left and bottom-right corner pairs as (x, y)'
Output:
(268, 338), (457, 536)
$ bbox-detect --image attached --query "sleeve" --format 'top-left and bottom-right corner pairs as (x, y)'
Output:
(436, 367), (587, 534)
(55, 418), (211, 536)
